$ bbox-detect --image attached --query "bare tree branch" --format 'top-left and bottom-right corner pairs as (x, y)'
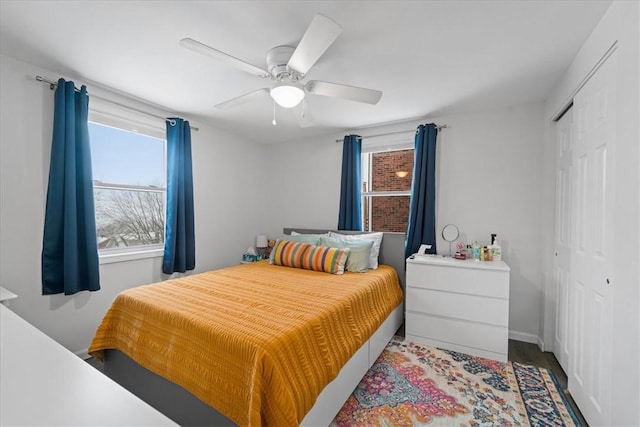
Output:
(95, 188), (165, 249)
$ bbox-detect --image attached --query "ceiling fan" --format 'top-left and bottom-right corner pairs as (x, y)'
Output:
(179, 14), (382, 120)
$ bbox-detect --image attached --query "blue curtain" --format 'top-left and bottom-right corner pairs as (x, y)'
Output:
(163, 118), (195, 274)
(41, 79), (100, 295)
(337, 134), (362, 231)
(405, 123), (438, 258)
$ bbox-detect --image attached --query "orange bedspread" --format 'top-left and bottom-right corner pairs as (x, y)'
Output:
(89, 261), (402, 426)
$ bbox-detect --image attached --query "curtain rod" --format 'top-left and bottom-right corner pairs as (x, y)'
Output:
(35, 75), (199, 131)
(334, 125), (447, 143)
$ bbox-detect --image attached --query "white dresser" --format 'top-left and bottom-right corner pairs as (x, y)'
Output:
(405, 256), (510, 362)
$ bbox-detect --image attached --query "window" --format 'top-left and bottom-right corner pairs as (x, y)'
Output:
(88, 121), (166, 254)
(362, 148), (414, 232)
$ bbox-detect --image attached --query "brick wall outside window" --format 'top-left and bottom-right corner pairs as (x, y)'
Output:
(371, 150), (413, 192)
(371, 195), (411, 232)
(364, 149), (414, 232)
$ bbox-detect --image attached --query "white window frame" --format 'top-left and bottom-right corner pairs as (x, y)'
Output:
(88, 104), (167, 265)
(361, 136), (414, 232)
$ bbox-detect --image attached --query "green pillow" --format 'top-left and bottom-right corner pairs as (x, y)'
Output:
(318, 236), (373, 273)
(329, 232), (383, 269)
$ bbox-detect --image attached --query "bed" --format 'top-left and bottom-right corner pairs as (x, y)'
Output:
(89, 229), (406, 426)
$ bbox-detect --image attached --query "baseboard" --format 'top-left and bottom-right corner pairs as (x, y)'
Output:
(537, 336), (546, 352)
(75, 348), (90, 360)
(508, 330), (539, 346)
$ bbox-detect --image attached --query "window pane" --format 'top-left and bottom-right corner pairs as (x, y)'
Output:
(89, 122), (165, 187)
(95, 188), (165, 249)
(370, 196), (410, 232)
(371, 149), (413, 192)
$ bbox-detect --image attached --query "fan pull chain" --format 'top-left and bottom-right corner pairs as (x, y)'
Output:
(272, 100), (277, 126)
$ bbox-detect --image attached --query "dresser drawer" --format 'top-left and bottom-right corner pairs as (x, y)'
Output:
(406, 262), (509, 298)
(405, 335), (507, 362)
(406, 312), (508, 356)
(406, 287), (508, 326)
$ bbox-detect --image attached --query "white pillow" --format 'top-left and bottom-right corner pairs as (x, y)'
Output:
(329, 232), (383, 269)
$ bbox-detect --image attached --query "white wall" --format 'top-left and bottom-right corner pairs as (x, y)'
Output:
(263, 135), (344, 235)
(265, 102), (546, 342)
(540, 1), (639, 425)
(0, 54), (267, 354)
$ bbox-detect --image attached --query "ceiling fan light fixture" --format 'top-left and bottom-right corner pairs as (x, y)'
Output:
(270, 82), (305, 108)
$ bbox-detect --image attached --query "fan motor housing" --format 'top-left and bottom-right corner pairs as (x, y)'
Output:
(266, 46), (298, 80)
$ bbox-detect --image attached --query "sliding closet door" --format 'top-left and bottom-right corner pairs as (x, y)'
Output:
(569, 49), (616, 427)
(553, 107), (573, 374)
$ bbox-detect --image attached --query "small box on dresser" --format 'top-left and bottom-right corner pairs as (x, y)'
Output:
(405, 256), (510, 362)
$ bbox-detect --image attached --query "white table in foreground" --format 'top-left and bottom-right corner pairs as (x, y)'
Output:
(0, 304), (177, 426)
(0, 286), (17, 306)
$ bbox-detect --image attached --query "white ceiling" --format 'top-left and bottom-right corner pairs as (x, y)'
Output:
(0, 1), (611, 144)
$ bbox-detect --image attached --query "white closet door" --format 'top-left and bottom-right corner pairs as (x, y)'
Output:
(553, 106), (573, 374)
(569, 49), (616, 427)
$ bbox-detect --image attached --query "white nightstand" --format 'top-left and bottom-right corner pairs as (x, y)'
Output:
(0, 287), (17, 306)
(405, 256), (510, 362)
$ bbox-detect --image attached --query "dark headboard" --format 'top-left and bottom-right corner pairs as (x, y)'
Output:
(282, 228), (406, 291)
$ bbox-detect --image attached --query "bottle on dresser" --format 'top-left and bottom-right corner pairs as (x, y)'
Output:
(472, 241), (481, 261)
(490, 234), (502, 261)
(482, 246), (491, 261)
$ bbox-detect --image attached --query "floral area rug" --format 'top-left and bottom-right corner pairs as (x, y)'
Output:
(331, 337), (582, 426)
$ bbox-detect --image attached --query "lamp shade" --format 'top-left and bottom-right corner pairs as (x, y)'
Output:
(256, 235), (268, 248)
(270, 82), (305, 108)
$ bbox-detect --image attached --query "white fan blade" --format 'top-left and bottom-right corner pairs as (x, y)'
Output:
(287, 14), (342, 75)
(305, 80), (382, 105)
(215, 88), (269, 110)
(293, 100), (315, 128)
(179, 38), (270, 78)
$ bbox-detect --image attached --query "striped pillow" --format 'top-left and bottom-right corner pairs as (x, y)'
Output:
(270, 239), (350, 275)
